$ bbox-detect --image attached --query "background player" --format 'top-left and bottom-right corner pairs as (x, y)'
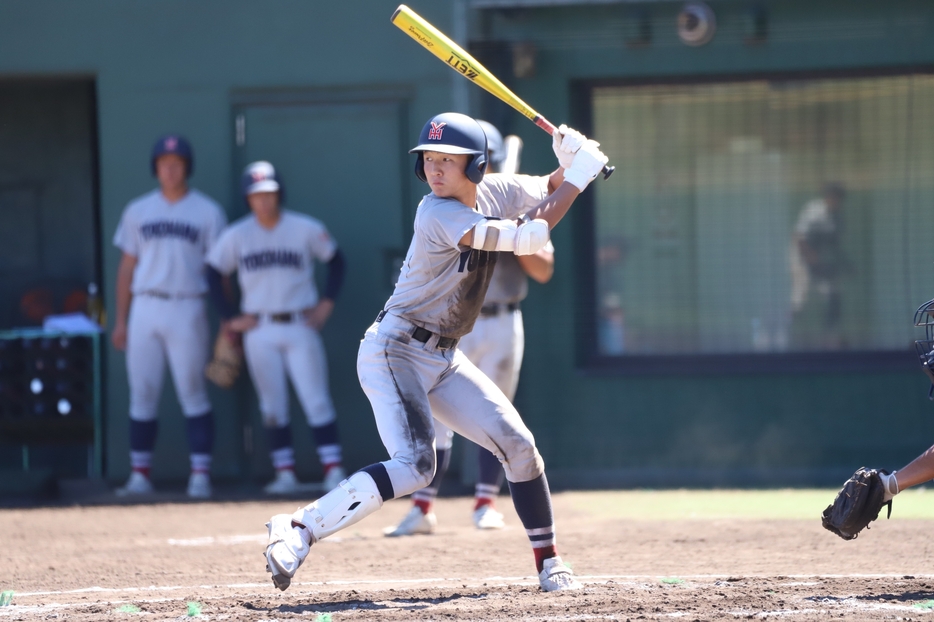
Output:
(206, 161), (347, 495)
(264, 113), (608, 592)
(111, 135), (227, 499)
(385, 120), (557, 537)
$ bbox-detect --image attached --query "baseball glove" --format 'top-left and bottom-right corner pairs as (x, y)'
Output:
(821, 467), (893, 540)
(204, 329), (242, 389)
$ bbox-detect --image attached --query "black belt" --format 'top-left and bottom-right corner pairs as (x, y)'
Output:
(268, 312), (297, 323)
(375, 310), (458, 350)
(479, 302), (520, 317)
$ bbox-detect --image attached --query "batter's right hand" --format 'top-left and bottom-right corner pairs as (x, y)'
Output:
(226, 314), (259, 333)
(111, 322), (127, 351)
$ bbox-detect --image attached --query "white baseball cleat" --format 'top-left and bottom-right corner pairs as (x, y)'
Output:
(322, 466), (347, 492)
(264, 514), (311, 591)
(538, 556), (582, 592)
(186, 472), (211, 499)
(264, 469), (300, 495)
(383, 505), (436, 537)
(115, 471), (153, 496)
(472, 505), (505, 530)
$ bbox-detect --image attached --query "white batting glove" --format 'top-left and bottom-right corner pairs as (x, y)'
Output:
(515, 219), (550, 255)
(551, 124), (588, 169)
(563, 140), (609, 191)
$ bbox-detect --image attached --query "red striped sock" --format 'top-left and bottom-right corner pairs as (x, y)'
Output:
(533, 546), (558, 573)
(132, 467), (151, 478)
(474, 497), (494, 511)
(323, 462), (341, 475)
(414, 499), (432, 515)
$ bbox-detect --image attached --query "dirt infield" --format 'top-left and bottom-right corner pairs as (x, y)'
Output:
(2, 490), (934, 620)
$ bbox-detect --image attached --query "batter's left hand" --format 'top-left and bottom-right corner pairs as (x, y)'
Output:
(304, 299), (335, 331)
(552, 124), (587, 169)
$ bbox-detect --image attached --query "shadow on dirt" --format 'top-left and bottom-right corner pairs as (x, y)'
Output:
(242, 591), (490, 615)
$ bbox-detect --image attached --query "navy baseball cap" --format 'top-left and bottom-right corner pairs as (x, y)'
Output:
(241, 161), (281, 195)
(151, 134), (194, 176)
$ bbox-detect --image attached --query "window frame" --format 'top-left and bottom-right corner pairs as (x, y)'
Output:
(571, 67), (934, 375)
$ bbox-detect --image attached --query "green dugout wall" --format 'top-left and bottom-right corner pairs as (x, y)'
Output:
(0, 0), (932, 488)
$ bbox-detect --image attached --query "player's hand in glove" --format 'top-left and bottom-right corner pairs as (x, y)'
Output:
(563, 140), (610, 191)
(551, 125), (588, 169)
(205, 328), (243, 389)
(821, 466), (894, 540)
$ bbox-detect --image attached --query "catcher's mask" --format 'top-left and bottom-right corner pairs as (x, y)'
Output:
(913, 298), (934, 399)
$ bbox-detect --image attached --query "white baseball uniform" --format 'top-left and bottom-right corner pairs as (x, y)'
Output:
(206, 210), (338, 431)
(357, 173), (549, 497)
(113, 189), (227, 421)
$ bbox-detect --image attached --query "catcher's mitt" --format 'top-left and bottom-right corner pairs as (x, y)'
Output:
(204, 330), (242, 389)
(821, 467), (893, 540)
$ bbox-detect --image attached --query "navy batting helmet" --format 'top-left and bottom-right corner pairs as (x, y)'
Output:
(241, 160), (284, 202)
(476, 120), (505, 171)
(409, 112), (488, 184)
(151, 134), (193, 177)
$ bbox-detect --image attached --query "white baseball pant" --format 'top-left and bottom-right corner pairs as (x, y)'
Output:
(243, 319), (337, 428)
(357, 312), (544, 497)
(126, 295), (211, 421)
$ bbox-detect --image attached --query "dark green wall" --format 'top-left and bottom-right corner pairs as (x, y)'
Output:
(1, 0), (932, 487)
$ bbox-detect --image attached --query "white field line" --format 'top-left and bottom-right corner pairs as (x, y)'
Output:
(167, 534), (345, 546)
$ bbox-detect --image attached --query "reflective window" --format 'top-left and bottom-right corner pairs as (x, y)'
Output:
(592, 75), (934, 357)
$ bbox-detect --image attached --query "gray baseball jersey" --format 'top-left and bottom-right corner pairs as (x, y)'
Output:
(483, 253), (528, 305)
(113, 189), (227, 296)
(384, 173), (548, 339)
(206, 210), (337, 314)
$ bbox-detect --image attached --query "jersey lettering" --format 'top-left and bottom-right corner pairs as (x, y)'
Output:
(240, 249), (303, 271)
(457, 248), (496, 273)
(140, 220), (200, 243)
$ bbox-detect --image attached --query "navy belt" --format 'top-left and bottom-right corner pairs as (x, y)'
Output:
(479, 302), (520, 317)
(376, 310), (458, 350)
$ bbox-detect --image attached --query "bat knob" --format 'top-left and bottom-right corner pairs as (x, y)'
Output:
(602, 165), (616, 180)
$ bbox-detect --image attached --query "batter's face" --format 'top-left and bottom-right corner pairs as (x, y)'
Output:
(423, 151), (475, 202)
(155, 154), (188, 193)
(247, 191), (281, 226)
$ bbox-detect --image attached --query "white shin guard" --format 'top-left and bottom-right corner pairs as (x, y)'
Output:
(292, 471), (384, 543)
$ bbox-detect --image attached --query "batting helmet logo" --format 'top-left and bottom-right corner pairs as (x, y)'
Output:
(164, 137), (178, 151)
(428, 122), (447, 141)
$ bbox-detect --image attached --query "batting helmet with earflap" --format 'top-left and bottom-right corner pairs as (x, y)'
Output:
(409, 112), (488, 184)
(476, 120), (505, 171)
(151, 134), (194, 177)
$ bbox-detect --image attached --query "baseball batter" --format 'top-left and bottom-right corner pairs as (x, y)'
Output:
(385, 120), (556, 537)
(206, 161), (347, 495)
(263, 113), (607, 592)
(112, 135), (227, 499)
